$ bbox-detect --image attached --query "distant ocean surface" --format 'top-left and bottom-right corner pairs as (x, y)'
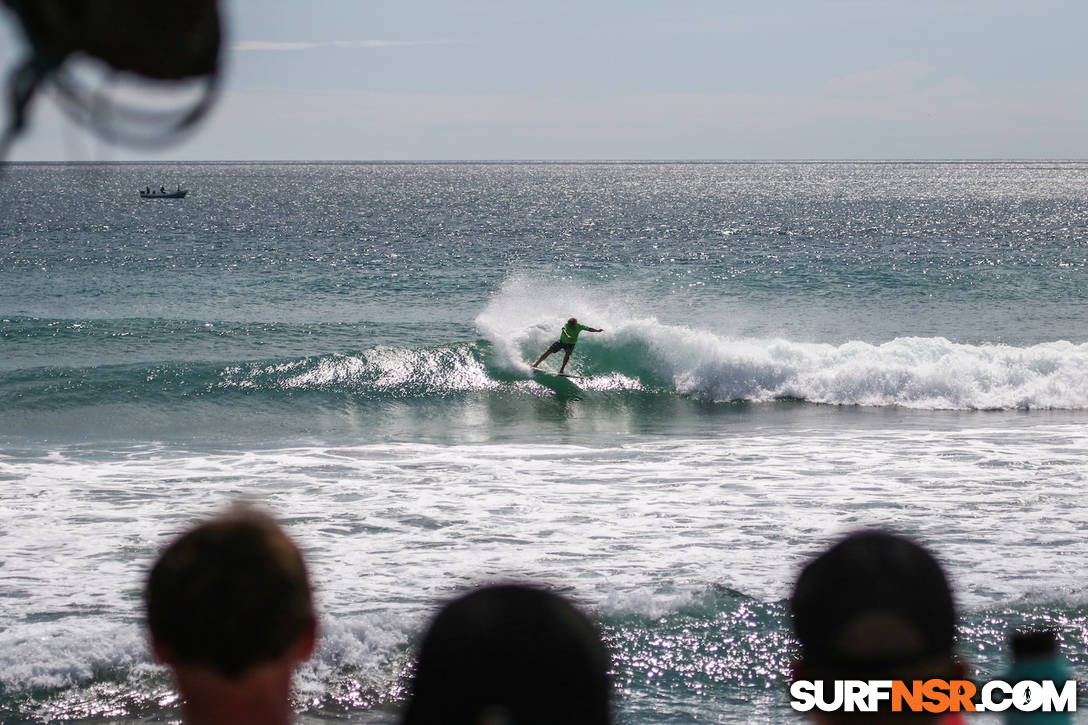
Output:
(1, 161), (1086, 723)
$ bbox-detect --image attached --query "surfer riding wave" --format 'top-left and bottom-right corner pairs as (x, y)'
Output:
(531, 317), (603, 374)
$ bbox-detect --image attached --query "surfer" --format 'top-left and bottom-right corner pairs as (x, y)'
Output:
(531, 317), (603, 374)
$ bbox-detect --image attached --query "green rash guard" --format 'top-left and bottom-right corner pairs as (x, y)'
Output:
(560, 322), (591, 345)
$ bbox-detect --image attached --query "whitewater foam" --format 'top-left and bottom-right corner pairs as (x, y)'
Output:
(661, 334), (1088, 409)
(2, 413), (1086, 720)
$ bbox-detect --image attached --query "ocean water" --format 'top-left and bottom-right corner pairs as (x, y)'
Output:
(1, 161), (1086, 723)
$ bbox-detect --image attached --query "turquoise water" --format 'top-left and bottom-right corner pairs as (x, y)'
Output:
(1, 162), (1086, 722)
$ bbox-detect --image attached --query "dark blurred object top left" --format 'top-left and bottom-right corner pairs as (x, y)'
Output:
(1, 0), (222, 156)
(5, 0), (220, 79)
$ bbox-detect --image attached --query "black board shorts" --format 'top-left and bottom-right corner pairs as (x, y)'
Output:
(546, 340), (575, 354)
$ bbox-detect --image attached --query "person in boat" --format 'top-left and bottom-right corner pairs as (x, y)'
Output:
(160, 185), (166, 193)
(531, 317), (603, 374)
(145, 186), (150, 194)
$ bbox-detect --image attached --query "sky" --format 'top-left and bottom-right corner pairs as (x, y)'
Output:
(2, 0), (1087, 161)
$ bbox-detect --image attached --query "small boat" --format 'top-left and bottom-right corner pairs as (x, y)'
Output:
(140, 187), (189, 199)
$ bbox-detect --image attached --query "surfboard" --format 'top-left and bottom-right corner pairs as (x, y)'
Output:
(530, 368), (581, 379)
(530, 367), (583, 395)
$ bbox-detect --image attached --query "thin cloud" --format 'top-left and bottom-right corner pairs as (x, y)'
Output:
(233, 40), (458, 52)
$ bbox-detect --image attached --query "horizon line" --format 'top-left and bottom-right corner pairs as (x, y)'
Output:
(5, 158), (1088, 166)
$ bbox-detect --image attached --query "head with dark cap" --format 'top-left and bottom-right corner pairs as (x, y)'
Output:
(1009, 629), (1059, 663)
(403, 583), (611, 725)
(790, 530), (960, 720)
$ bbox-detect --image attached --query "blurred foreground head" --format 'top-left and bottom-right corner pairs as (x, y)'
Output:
(2, 0), (221, 155)
(403, 583), (612, 725)
(791, 530), (959, 722)
(146, 507), (316, 724)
